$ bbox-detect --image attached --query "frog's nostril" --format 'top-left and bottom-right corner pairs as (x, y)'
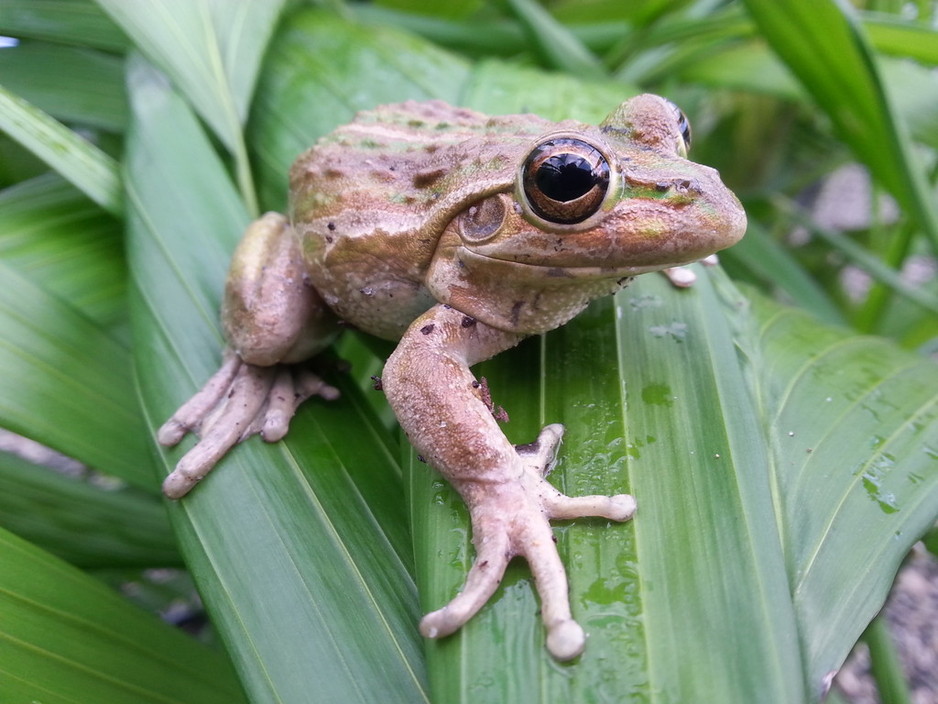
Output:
(674, 179), (701, 195)
(650, 178), (700, 195)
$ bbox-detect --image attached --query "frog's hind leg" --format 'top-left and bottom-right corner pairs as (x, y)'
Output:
(159, 212), (340, 498)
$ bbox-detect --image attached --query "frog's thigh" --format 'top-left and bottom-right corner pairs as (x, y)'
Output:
(223, 212), (337, 366)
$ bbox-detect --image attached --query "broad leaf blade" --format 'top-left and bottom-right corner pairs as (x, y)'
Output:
(95, 0), (288, 214)
(866, 13), (938, 64)
(125, 54), (428, 703)
(618, 272), (803, 700)
(504, 0), (606, 79)
(749, 289), (938, 689)
(0, 525), (246, 704)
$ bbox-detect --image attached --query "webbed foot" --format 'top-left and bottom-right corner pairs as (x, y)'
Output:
(158, 349), (339, 498)
(420, 424), (636, 661)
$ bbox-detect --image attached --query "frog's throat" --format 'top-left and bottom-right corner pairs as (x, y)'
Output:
(426, 247), (696, 333)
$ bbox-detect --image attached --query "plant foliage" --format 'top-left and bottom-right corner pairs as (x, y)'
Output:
(0, 1), (936, 702)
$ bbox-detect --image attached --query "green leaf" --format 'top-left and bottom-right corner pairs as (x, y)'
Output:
(352, 5), (529, 58)
(742, 0), (938, 252)
(748, 288), (938, 685)
(0, 83), (122, 214)
(865, 12), (938, 65)
(553, 0), (692, 25)
(0, 450), (179, 568)
(503, 0), (606, 79)
(95, 0), (289, 214)
(374, 0), (482, 20)
(0, 0), (128, 51)
(93, 0), (283, 139)
(676, 39), (804, 100)
(0, 524), (246, 704)
(721, 222), (846, 327)
(861, 617), (914, 704)
(0, 261), (151, 488)
(0, 174), (127, 331)
(0, 42), (128, 132)
(125, 53), (428, 703)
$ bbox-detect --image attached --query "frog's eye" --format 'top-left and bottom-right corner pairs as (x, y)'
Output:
(521, 138), (610, 225)
(665, 100), (692, 157)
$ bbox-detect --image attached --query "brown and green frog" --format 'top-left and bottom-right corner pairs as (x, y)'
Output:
(158, 94), (746, 661)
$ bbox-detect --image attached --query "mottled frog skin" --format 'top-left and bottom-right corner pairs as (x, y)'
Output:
(159, 95), (746, 661)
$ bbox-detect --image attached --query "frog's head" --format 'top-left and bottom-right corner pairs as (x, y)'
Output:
(426, 94), (747, 333)
(472, 94), (745, 271)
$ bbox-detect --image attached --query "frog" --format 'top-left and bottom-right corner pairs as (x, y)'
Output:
(158, 94), (747, 661)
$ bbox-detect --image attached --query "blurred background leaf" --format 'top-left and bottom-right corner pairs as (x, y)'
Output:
(0, 525), (247, 704)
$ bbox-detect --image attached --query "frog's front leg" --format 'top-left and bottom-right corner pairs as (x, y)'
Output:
(159, 212), (340, 498)
(382, 304), (636, 661)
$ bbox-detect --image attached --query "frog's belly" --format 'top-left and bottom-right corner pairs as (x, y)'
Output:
(294, 212), (440, 340)
(311, 270), (436, 341)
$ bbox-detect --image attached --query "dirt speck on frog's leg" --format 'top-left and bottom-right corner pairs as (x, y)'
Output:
(472, 377), (509, 423)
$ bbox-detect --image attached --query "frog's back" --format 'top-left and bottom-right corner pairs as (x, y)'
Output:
(289, 101), (546, 223)
(289, 101), (552, 339)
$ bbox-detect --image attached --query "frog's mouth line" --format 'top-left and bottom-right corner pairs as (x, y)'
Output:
(458, 247), (697, 280)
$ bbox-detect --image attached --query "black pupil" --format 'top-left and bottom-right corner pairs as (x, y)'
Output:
(536, 154), (602, 202)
